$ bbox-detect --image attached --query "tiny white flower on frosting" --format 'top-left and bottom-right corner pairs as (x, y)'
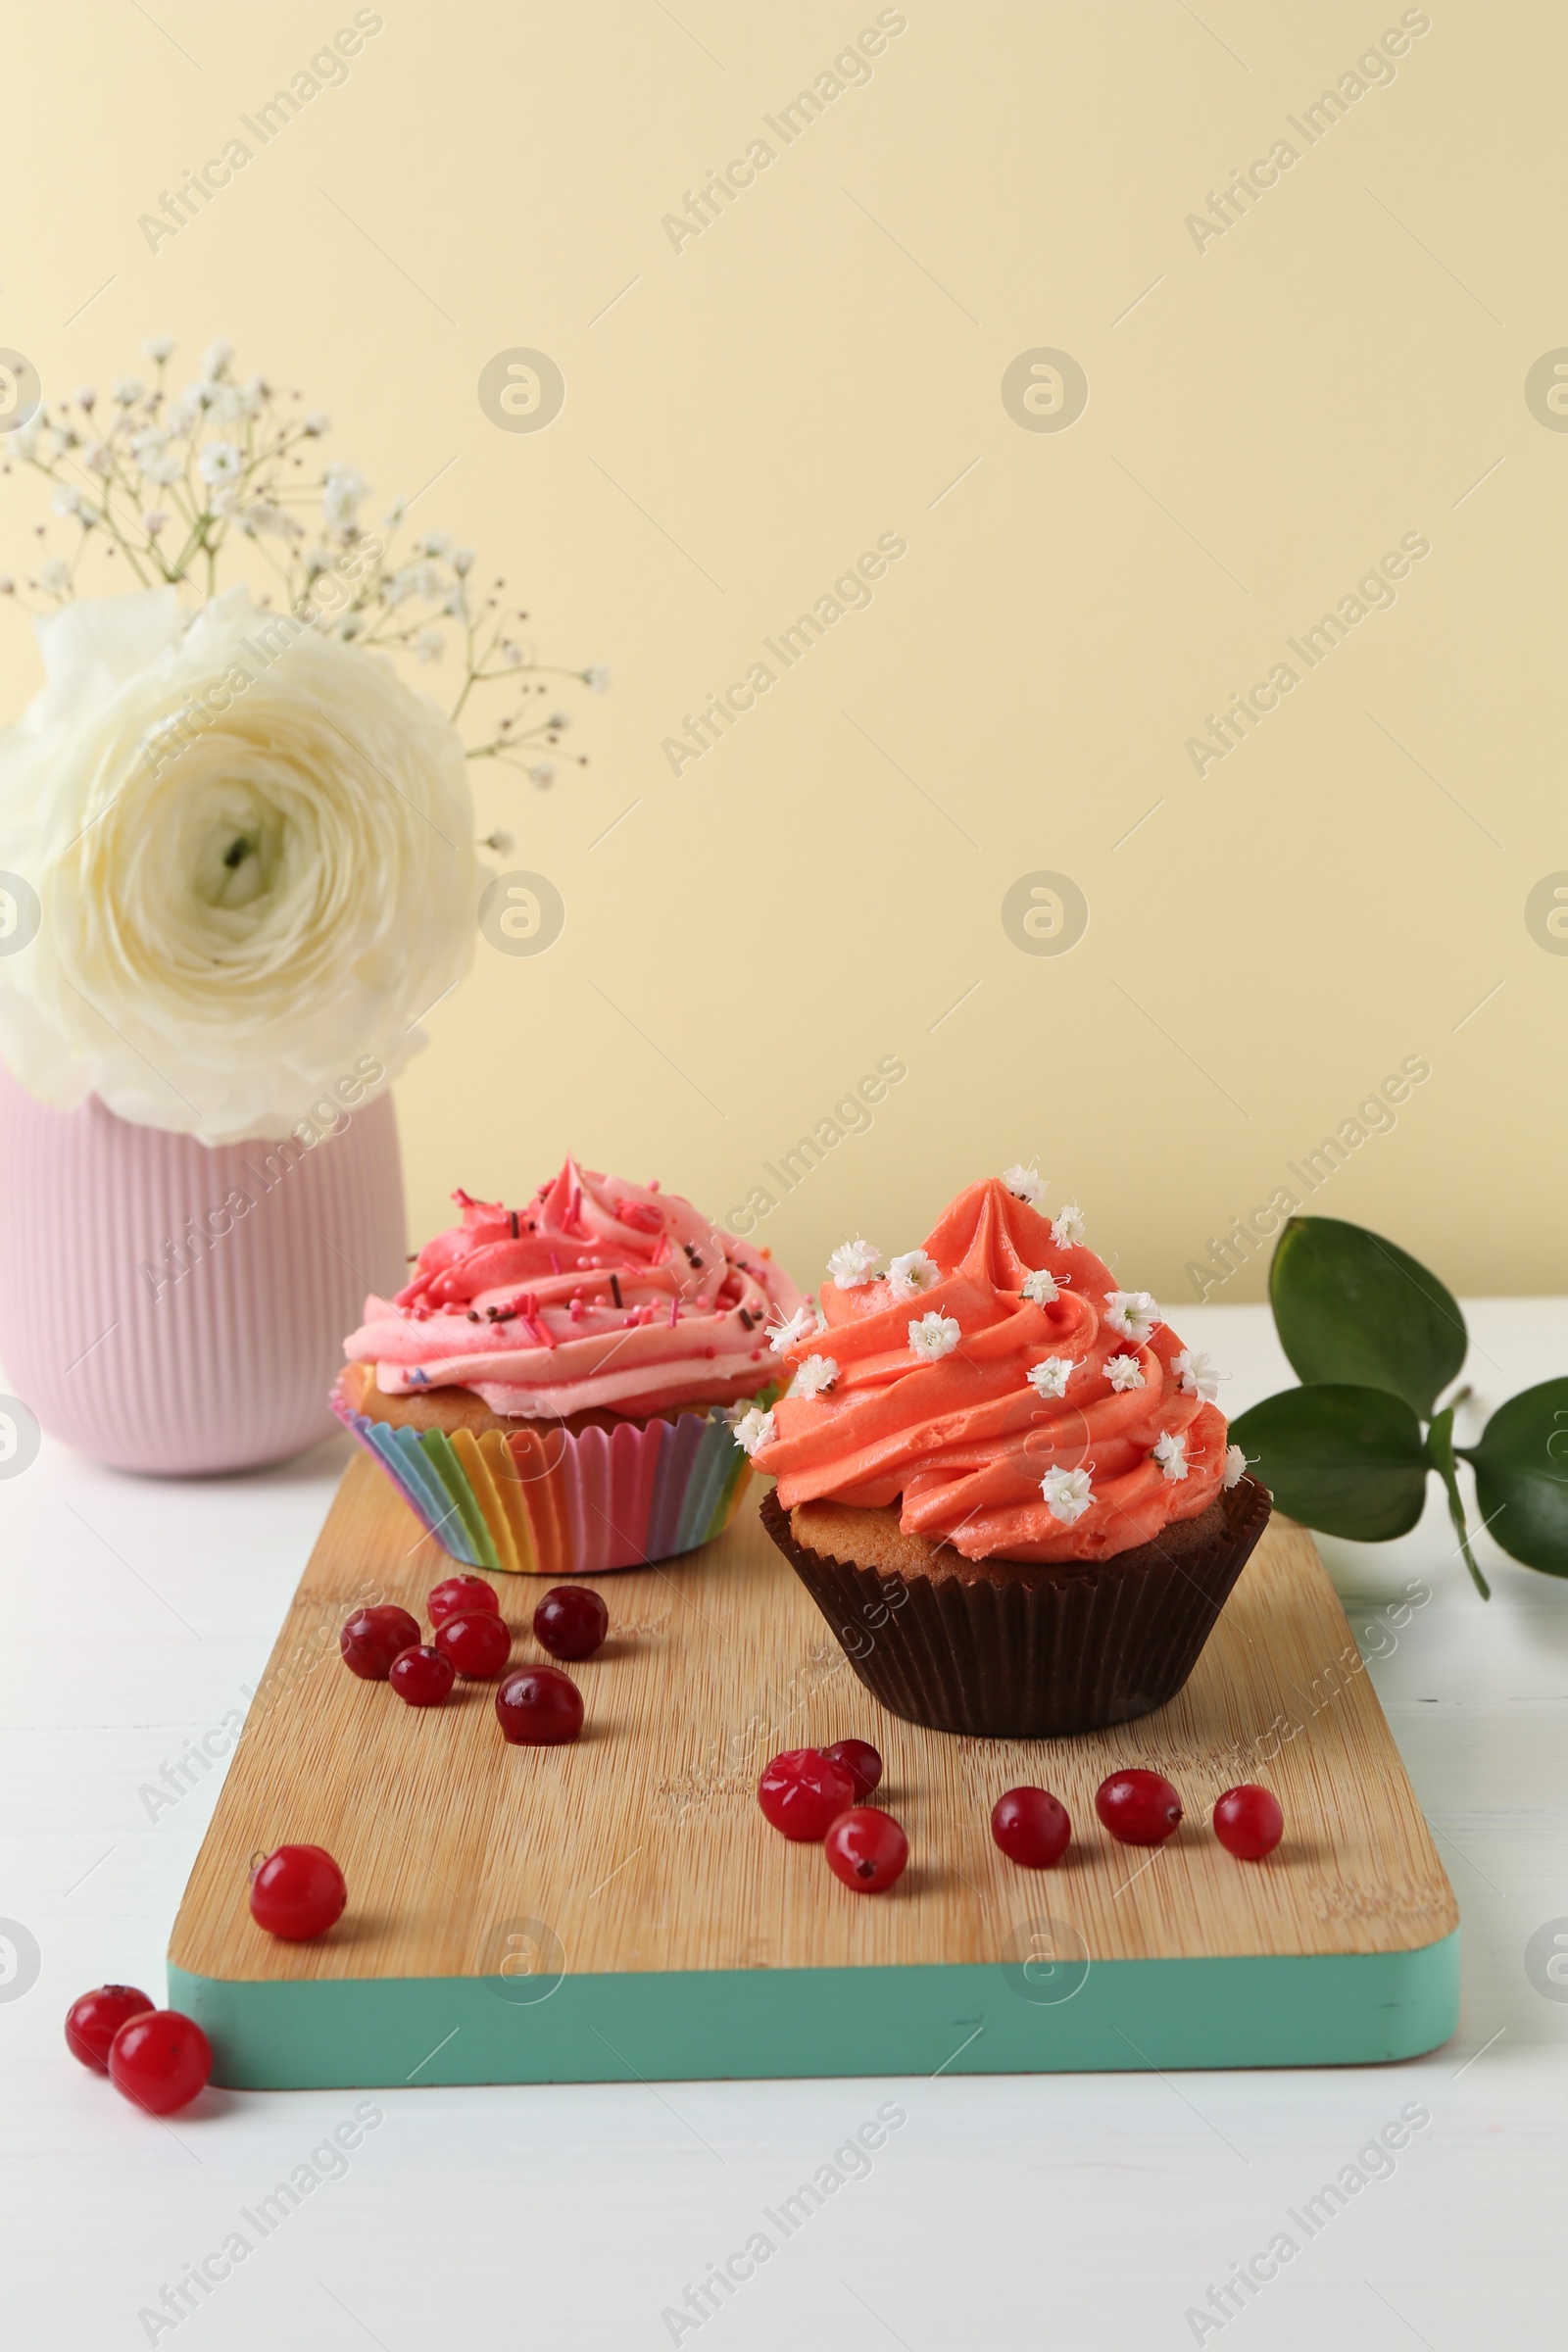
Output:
(1028, 1355), (1073, 1400)
(730, 1405), (775, 1456)
(767, 1304), (816, 1355)
(888, 1249), (940, 1301)
(1173, 1348), (1224, 1403)
(1104, 1352), (1146, 1393)
(1052, 1202), (1086, 1248)
(1223, 1445), (1249, 1490)
(1021, 1266), (1061, 1303)
(827, 1237), (880, 1289)
(1041, 1465), (1093, 1524)
(1104, 1290), (1159, 1343)
(1001, 1163), (1048, 1209)
(792, 1354), (840, 1399)
(908, 1311), (961, 1363)
(1152, 1430), (1189, 1482)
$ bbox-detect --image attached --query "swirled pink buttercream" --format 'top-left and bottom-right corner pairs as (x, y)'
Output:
(343, 1158), (805, 1419)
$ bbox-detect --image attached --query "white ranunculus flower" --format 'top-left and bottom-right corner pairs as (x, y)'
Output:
(0, 586), (477, 1144)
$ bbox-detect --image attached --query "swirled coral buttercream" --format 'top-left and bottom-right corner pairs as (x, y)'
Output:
(342, 1158), (804, 1419)
(750, 1176), (1228, 1562)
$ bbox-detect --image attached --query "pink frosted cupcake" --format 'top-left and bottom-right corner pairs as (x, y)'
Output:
(334, 1158), (804, 1575)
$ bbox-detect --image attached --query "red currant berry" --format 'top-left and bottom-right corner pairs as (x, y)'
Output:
(822, 1739), (883, 1800)
(495, 1665), (584, 1744)
(533, 1584), (609, 1661)
(991, 1787), (1071, 1869)
(1213, 1784), (1284, 1861)
(434, 1609), (512, 1680)
(340, 1604), (419, 1681)
(824, 1806), (908, 1893)
(249, 1844), (347, 1940)
(65, 1984), (154, 2073)
(757, 1748), (858, 1841)
(108, 2010), (212, 2114)
(427, 1573), (500, 1627)
(388, 1643), (455, 1707)
(1096, 1769), (1183, 1846)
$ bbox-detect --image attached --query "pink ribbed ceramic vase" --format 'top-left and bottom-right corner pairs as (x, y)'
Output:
(0, 1064), (406, 1475)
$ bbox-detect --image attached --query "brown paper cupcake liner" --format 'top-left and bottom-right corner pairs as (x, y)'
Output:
(760, 1476), (1272, 1738)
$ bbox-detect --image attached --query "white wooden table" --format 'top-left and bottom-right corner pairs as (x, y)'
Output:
(4, 1299), (1564, 2350)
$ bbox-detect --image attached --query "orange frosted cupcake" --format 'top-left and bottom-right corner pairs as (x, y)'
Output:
(747, 1170), (1269, 1735)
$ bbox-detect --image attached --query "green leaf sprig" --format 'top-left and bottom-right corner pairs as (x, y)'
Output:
(1229, 1216), (1568, 1599)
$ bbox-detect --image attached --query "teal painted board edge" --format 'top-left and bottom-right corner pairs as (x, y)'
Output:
(170, 1932), (1458, 2090)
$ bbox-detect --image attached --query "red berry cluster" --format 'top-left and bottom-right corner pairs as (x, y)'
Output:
(989, 1772), (1284, 1869)
(66, 1986), (212, 2114)
(340, 1577), (607, 1746)
(756, 1741), (907, 1893)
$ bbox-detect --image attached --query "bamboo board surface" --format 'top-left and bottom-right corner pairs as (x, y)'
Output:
(171, 1455), (1456, 1990)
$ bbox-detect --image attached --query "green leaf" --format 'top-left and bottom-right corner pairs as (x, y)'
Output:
(1424, 1405), (1490, 1599)
(1268, 1216), (1467, 1418)
(1229, 1383), (1430, 1542)
(1460, 1378), (1568, 1578)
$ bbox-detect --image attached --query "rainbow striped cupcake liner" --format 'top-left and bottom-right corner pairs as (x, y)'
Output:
(331, 1379), (760, 1575)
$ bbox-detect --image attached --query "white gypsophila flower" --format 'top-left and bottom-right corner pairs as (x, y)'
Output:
(1042, 1465), (1093, 1524)
(132, 430), (182, 485)
(53, 485), (87, 519)
(303, 410), (330, 436)
(37, 558), (71, 597)
(828, 1238), (879, 1288)
(415, 630), (444, 664)
(768, 1304), (816, 1355)
(1223, 1444), (1248, 1490)
(240, 503), (290, 539)
(113, 377), (144, 407)
(585, 663), (611, 693)
(549, 710), (572, 731)
(1104, 1353), (1146, 1393)
(908, 1311), (960, 1363)
(1001, 1162), (1047, 1208)
(416, 531), (452, 560)
(730, 1404), (775, 1456)
(201, 336), (233, 380)
(83, 443), (113, 477)
(1152, 1431), (1189, 1482)
(792, 1353), (840, 1399)
(9, 416), (42, 461)
(74, 384), (96, 413)
(888, 1249), (940, 1301)
(1052, 1201), (1086, 1248)
(197, 440), (243, 487)
(141, 510), (168, 536)
(1104, 1290), (1159, 1343)
(1021, 1267), (1060, 1304)
(165, 398), (198, 436)
(528, 762), (557, 789)
(1028, 1355), (1072, 1400)
(453, 547), (475, 576)
(0, 585), (477, 1143)
(322, 465), (368, 528)
(209, 486), (239, 519)
(141, 336), (174, 365)
(1172, 1348), (1224, 1403)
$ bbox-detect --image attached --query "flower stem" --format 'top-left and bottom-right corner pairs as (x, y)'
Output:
(1426, 1405), (1491, 1599)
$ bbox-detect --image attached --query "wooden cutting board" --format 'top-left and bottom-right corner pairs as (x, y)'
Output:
(169, 1456), (1458, 2085)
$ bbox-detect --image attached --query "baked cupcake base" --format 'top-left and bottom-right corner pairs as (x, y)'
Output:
(332, 1364), (759, 1576)
(760, 1476), (1272, 1738)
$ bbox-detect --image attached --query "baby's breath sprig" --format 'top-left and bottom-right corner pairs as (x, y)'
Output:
(0, 334), (606, 793)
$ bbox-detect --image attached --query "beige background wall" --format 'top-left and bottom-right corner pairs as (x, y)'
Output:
(2, 1), (1561, 1309)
